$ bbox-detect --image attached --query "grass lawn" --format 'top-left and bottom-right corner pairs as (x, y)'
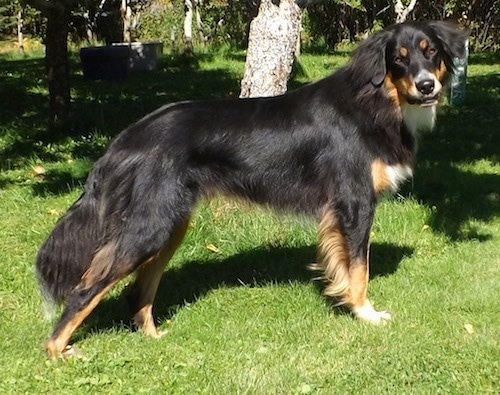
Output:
(0, 46), (499, 394)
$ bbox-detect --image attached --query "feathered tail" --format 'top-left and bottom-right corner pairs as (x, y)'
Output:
(35, 166), (103, 318)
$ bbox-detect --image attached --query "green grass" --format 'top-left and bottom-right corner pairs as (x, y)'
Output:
(0, 46), (499, 394)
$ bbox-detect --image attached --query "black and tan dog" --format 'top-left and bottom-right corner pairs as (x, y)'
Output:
(36, 20), (468, 359)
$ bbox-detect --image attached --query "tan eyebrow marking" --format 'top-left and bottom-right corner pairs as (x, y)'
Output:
(419, 39), (429, 50)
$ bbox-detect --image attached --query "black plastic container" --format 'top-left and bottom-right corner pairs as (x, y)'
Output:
(79, 46), (130, 80)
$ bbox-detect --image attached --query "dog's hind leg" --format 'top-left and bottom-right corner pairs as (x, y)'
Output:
(44, 243), (128, 359)
(43, 176), (197, 359)
(44, 217), (190, 359)
(314, 202), (391, 325)
(128, 218), (190, 338)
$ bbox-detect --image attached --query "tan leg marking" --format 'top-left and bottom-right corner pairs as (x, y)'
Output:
(132, 219), (190, 337)
(348, 258), (391, 325)
(45, 281), (118, 360)
(133, 304), (164, 338)
(311, 210), (391, 324)
(310, 210), (350, 303)
(346, 259), (369, 308)
(80, 243), (117, 286)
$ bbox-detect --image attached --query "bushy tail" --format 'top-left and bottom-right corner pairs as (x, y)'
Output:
(36, 170), (103, 318)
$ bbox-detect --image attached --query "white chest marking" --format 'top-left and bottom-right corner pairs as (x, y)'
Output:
(386, 164), (413, 192)
(401, 103), (437, 135)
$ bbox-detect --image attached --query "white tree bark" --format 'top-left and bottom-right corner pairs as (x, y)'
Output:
(240, 0), (302, 98)
(195, 0), (205, 42)
(394, 0), (418, 23)
(84, 10), (94, 43)
(121, 0), (133, 43)
(17, 9), (24, 53)
(184, 0), (194, 55)
(84, 0), (107, 44)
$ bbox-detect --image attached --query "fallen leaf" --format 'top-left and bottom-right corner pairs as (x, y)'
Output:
(464, 323), (475, 334)
(31, 165), (46, 178)
(205, 243), (220, 253)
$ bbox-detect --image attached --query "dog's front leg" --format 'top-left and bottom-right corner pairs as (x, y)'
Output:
(314, 200), (391, 325)
(348, 256), (392, 325)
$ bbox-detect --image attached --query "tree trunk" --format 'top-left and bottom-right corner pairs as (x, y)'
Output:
(184, 0), (194, 55)
(45, 4), (71, 128)
(240, 0), (302, 98)
(121, 0), (132, 44)
(394, 0), (418, 23)
(17, 9), (24, 53)
(195, 0), (205, 43)
(84, 10), (94, 44)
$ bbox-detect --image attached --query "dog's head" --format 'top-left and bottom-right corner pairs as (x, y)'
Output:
(351, 20), (469, 107)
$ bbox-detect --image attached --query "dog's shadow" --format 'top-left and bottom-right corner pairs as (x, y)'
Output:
(81, 242), (413, 335)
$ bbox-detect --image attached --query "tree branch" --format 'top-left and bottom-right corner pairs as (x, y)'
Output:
(395, 0), (418, 23)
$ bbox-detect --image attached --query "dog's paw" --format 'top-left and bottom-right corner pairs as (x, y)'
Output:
(152, 329), (168, 339)
(61, 344), (86, 359)
(139, 325), (168, 339)
(352, 301), (392, 325)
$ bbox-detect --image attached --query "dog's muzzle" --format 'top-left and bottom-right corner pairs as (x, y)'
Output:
(407, 70), (442, 106)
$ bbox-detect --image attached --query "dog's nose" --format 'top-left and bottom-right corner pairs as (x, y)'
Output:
(416, 79), (435, 95)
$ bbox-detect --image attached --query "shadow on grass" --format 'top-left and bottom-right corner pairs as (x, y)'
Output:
(1, 48), (354, 172)
(468, 51), (500, 65)
(0, 159), (93, 194)
(31, 168), (88, 196)
(408, 71), (500, 240)
(79, 242), (413, 337)
(0, 53), (242, 170)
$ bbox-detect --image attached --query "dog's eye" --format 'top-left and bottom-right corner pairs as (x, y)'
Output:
(427, 47), (437, 56)
(394, 57), (404, 65)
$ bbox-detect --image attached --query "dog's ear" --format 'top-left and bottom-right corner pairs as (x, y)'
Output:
(350, 29), (393, 87)
(426, 21), (469, 71)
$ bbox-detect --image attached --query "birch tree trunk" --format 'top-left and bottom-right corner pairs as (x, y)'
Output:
(121, 0), (132, 44)
(17, 9), (24, 53)
(84, 10), (94, 43)
(240, 0), (302, 98)
(184, 0), (194, 55)
(195, 0), (205, 42)
(394, 0), (418, 23)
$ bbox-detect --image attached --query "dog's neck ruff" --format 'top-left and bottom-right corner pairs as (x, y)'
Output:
(401, 103), (437, 135)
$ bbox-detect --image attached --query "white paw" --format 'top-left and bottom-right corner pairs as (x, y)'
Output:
(352, 301), (392, 325)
